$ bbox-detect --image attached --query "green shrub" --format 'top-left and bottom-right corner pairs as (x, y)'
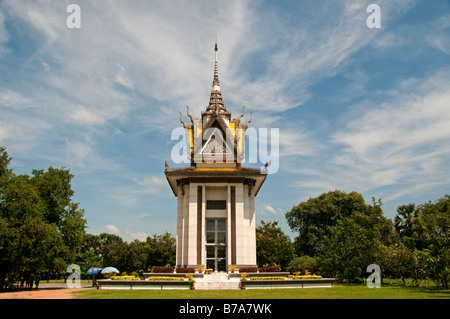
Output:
(288, 256), (322, 274)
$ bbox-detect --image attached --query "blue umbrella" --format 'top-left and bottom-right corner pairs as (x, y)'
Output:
(86, 268), (103, 275)
(101, 267), (119, 274)
(86, 267), (104, 288)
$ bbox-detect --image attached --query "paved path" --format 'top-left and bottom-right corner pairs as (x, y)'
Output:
(0, 285), (91, 299)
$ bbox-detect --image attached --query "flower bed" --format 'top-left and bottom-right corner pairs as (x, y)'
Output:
(289, 275), (322, 279)
(249, 276), (285, 280)
(111, 275), (140, 280)
(151, 266), (174, 273)
(238, 270), (334, 289)
(97, 279), (190, 290)
(146, 276), (185, 281)
(238, 266), (280, 273)
(176, 267), (195, 273)
(241, 278), (336, 289)
(239, 267), (258, 273)
(257, 266), (280, 272)
(228, 272), (290, 279)
(143, 272), (204, 279)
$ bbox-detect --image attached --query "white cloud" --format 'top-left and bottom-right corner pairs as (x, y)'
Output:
(371, 32), (405, 50)
(133, 176), (166, 187)
(68, 106), (106, 125)
(0, 11), (9, 55)
(430, 33), (450, 55)
(124, 229), (148, 242)
(0, 108), (52, 157)
(102, 224), (147, 242)
(0, 0), (418, 170)
(333, 70), (450, 159)
(104, 224), (120, 235)
(65, 140), (93, 164)
(122, 176), (169, 200)
(279, 129), (319, 157)
(2, 0), (447, 238)
(327, 68), (450, 198)
(285, 67), (450, 211)
(115, 65), (134, 88)
(261, 204), (283, 216)
(0, 90), (31, 107)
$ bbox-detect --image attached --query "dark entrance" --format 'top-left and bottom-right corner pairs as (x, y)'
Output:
(205, 218), (227, 271)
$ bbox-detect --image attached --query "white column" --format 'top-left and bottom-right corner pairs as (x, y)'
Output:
(226, 185), (230, 267)
(187, 184), (198, 267)
(248, 192), (257, 266)
(182, 185), (190, 266)
(243, 184), (250, 264)
(235, 183), (244, 265)
(201, 184), (206, 267)
(176, 186), (184, 267)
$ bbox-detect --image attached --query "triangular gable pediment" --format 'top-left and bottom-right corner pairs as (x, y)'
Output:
(203, 114), (228, 133)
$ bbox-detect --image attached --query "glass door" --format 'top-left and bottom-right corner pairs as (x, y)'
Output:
(205, 218), (227, 271)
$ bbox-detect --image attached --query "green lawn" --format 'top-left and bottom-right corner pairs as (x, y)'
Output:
(73, 283), (450, 299)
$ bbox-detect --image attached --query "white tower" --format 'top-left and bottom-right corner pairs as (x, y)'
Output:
(165, 44), (267, 271)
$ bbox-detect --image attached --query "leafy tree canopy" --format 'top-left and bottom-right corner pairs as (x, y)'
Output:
(256, 220), (295, 270)
(0, 146), (87, 290)
(285, 190), (369, 256)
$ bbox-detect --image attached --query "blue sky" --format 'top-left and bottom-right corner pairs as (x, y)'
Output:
(1, 0), (449, 241)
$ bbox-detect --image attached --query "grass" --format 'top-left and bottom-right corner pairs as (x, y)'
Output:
(73, 283), (450, 299)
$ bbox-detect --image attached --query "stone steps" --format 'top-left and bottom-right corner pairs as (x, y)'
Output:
(195, 272), (240, 290)
(195, 281), (240, 290)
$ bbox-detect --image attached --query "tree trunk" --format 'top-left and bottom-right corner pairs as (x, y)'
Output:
(0, 273), (5, 292)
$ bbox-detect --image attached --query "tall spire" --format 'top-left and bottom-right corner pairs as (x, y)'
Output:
(212, 42), (220, 92)
(206, 42), (227, 114)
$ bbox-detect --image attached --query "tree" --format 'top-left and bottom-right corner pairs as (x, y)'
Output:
(380, 243), (416, 286)
(288, 255), (322, 275)
(60, 203), (87, 262)
(146, 232), (176, 268)
(128, 240), (151, 273)
(319, 198), (394, 281)
(256, 220), (295, 270)
(30, 167), (75, 227)
(0, 146), (12, 186)
(394, 203), (419, 245)
(98, 233), (127, 270)
(0, 146), (87, 290)
(76, 231), (176, 275)
(0, 172), (65, 288)
(286, 190), (370, 256)
(415, 196), (450, 289)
